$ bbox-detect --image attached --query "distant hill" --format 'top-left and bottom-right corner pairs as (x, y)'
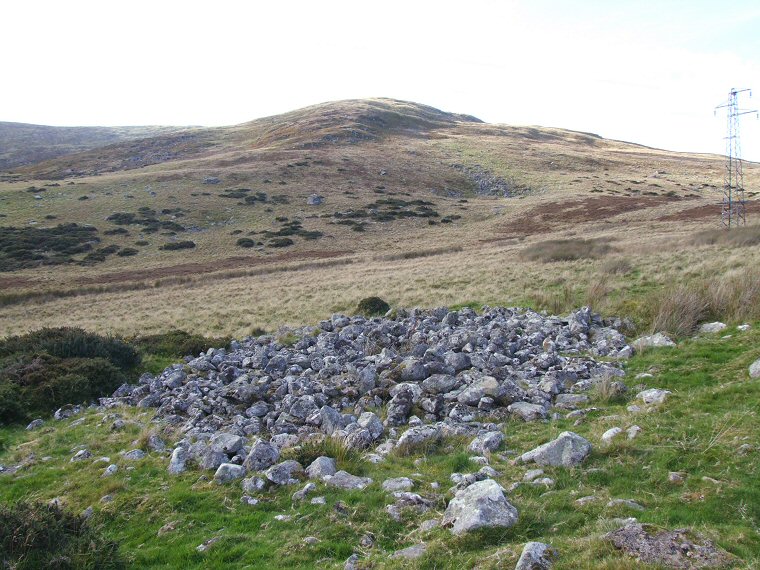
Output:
(0, 122), (192, 171)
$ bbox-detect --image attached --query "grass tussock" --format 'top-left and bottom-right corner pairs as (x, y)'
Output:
(280, 436), (366, 475)
(651, 267), (760, 337)
(600, 257), (633, 275)
(520, 238), (615, 263)
(692, 225), (760, 248)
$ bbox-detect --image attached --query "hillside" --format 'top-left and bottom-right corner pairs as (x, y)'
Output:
(0, 122), (192, 171)
(0, 97), (758, 338)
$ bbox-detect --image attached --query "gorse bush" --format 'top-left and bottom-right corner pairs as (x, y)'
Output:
(0, 502), (125, 570)
(0, 328), (139, 424)
(0, 327), (140, 371)
(131, 330), (229, 358)
(0, 354), (125, 424)
(356, 296), (390, 316)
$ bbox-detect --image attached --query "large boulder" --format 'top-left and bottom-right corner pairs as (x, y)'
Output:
(441, 479), (519, 535)
(517, 431), (591, 467)
(243, 439), (280, 472)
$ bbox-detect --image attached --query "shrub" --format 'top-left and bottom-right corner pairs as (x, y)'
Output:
(159, 240), (195, 251)
(117, 247), (139, 257)
(268, 237), (294, 248)
(0, 354), (125, 423)
(131, 330), (229, 358)
(357, 296), (390, 316)
(0, 327), (140, 371)
(236, 238), (256, 248)
(520, 238), (615, 263)
(0, 502), (125, 570)
(0, 224), (100, 271)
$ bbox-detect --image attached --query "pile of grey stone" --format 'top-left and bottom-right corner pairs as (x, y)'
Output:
(100, 306), (630, 471)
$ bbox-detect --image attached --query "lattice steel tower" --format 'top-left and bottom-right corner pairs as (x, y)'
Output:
(715, 88), (757, 228)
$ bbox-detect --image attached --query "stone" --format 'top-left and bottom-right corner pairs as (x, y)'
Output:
(310, 496), (326, 505)
(601, 427), (623, 445)
(457, 376), (500, 405)
(324, 470), (373, 490)
(382, 477), (414, 492)
(668, 471), (686, 484)
(243, 439), (280, 472)
(699, 322), (727, 334)
(123, 449), (146, 461)
(307, 194), (324, 205)
(632, 333), (676, 351)
(357, 412), (384, 440)
(553, 394), (589, 410)
(303, 536), (320, 545)
(607, 499), (646, 511)
(242, 476), (267, 493)
(638, 388), (671, 405)
(209, 432), (244, 455)
(517, 431), (592, 467)
(70, 449), (91, 462)
(26, 419), (44, 430)
(214, 463), (246, 484)
(523, 469), (544, 482)
(626, 425), (642, 440)
(468, 431), (504, 454)
(306, 456), (337, 479)
(397, 424), (442, 450)
(390, 543), (427, 559)
(196, 536), (221, 552)
(168, 446), (188, 475)
(102, 464), (118, 477)
(344, 553), (360, 570)
(292, 482), (317, 501)
(508, 401), (547, 422)
(605, 522), (736, 568)
(264, 460), (304, 485)
(515, 541), (558, 570)
(441, 479), (519, 535)
(749, 357), (760, 379)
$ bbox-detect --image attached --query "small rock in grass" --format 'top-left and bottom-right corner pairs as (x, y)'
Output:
(515, 541), (558, 570)
(168, 447), (188, 475)
(196, 536), (220, 552)
(303, 536), (320, 545)
(157, 520), (179, 536)
(601, 427), (623, 445)
(626, 425), (642, 439)
(102, 464), (118, 477)
(70, 449), (92, 462)
(523, 469), (545, 482)
(418, 519), (439, 532)
(241, 495), (259, 506)
(749, 358), (760, 379)
(382, 477), (414, 492)
(391, 543), (427, 560)
(274, 514), (292, 522)
(324, 470), (373, 490)
(607, 498), (645, 511)
(517, 431), (592, 467)
(699, 322), (727, 334)
(637, 388), (671, 405)
(344, 553), (360, 570)
(292, 482), (317, 501)
(26, 419), (44, 430)
(123, 449), (146, 461)
(575, 495), (598, 506)
(310, 496), (326, 505)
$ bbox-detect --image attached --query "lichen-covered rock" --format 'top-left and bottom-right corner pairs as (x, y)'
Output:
(517, 432), (592, 467)
(441, 479), (519, 535)
(515, 541), (558, 570)
(264, 460), (304, 486)
(306, 456), (337, 479)
(243, 439), (280, 472)
(324, 470), (373, 490)
(214, 463), (246, 484)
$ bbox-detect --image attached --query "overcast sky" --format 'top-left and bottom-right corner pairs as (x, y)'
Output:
(2, 0), (759, 160)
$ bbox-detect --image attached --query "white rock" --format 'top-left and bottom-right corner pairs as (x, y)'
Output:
(699, 322), (727, 334)
(214, 463), (246, 484)
(382, 477), (414, 492)
(517, 431), (592, 467)
(638, 388), (671, 405)
(632, 333), (676, 351)
(626, 425), (642, 440)
(601, 427), (623, 445)
(749, 358), (760, 379)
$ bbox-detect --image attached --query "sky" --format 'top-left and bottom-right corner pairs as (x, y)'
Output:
(1, 0), (759, 161)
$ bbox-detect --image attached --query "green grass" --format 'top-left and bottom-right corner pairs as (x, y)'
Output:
(2, 325), (759, 568)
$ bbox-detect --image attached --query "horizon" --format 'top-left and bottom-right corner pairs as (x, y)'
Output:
(1, 0), (759, 161)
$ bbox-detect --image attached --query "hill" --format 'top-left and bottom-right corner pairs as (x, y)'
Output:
(0, 97), (758, 338)
(0, 121), (192, 171)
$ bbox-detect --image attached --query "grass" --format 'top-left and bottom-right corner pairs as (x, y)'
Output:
(520, 238), (616, 263)
(0, 325), (759, 567)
